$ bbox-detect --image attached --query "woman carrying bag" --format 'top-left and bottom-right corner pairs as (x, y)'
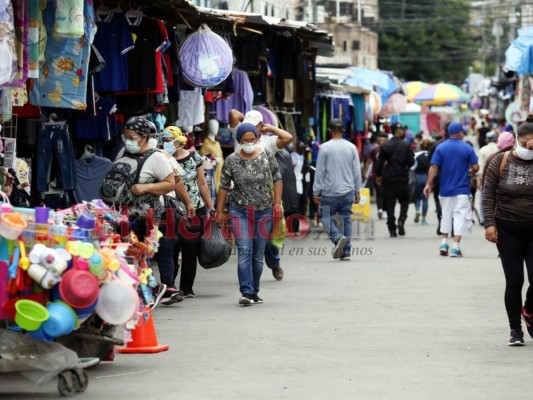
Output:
(216, 123), (283, 305)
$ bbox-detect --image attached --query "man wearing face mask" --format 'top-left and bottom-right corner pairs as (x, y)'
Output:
(483, 113), (533, 345)
(376, 123), (415, 238)
(423, 122), (479, 257)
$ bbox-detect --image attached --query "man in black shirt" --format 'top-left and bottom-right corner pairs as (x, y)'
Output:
(477, 121), (490, 149)
(376, 123), (415, 237)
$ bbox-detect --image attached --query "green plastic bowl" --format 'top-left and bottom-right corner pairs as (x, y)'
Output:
(15, 299), (49, 331)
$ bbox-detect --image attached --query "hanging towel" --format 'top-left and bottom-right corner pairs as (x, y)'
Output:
(54, 0), (84, 38)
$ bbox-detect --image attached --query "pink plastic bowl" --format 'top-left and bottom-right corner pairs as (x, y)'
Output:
(59, 269), (99, 309)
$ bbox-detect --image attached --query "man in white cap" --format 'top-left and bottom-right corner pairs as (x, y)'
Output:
(228, 109), (293, 281)
(229, 109), (293, 153)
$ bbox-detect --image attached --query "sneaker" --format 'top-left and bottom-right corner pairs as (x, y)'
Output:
(340, 254), (351, 261)
(161, 287), (183, 305)
(522, 307), (533, 338)
(509, 329), (525, 346)
(239, 293), (254, 306)
(377, 209), (383, 220)
(414, 213), (420, 223)
(252, 294), (263, 304)
(272, 267), (284, 281)
(182, 289), (196, 298)
(150, 283), (167, 310)
(333, 236), (347, 259)
(389, 230), (398, 238)
(439, 243), (449, 256)
(397, 222), (405, 236)
(421, 219), (428, 226)
(450, 248), (463, 257)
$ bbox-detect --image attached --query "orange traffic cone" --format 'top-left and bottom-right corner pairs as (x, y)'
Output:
(118, 306), (169, 354)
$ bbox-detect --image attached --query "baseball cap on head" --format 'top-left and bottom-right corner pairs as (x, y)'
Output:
(243, 110), (263, 126)
(390, 122), (407, 134)
(328, 118), (344, 131)
(447, 122), (465, 135)
(486, 131), (498, 141)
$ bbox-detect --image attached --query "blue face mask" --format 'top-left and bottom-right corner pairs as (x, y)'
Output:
(163, 141), (177, 155)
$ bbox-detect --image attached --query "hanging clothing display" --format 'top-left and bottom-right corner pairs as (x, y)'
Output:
(177, 87), (205, 127)
(0, 0), (17, 86)
(215, 68), (253, 123)
(92, 9), (133, 92)
(75, 96), (117, 141)
(29, 0), (96, 110)
(75, 155), (113, 201)
(12, 0), (29, 87)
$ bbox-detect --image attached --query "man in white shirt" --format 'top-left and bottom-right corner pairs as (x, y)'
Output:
(229, 109), (293, 281)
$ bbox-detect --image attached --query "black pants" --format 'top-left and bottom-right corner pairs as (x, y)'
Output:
(174, 207), (207, 292)
(383, 176), (409, 232)
(496, 218), (533, 330)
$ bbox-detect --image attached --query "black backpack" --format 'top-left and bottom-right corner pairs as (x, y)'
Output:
(100, 149), (158, 207)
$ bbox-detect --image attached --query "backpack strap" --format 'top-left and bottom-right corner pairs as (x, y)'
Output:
(499, 151), (511, 177)
(130, 148), (158, 185)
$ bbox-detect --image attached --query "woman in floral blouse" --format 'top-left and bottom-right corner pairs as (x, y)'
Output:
(164, 126), (214, 298)
(216, 123), (282, 305)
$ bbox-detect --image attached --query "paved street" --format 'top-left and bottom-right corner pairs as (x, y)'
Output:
(2, 205), (533, 399)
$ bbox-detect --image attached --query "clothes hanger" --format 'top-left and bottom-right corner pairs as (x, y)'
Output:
(81, 145), (95, 160)
(125, 4), (143, 19)
(42, 113), (66, 126)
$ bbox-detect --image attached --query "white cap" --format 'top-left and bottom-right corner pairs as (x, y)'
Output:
(243, 110), (263, 127)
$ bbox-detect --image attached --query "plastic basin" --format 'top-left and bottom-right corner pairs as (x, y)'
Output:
(14, 299), (49, 331)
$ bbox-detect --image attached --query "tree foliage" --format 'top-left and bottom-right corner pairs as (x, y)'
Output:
(377, 0), (476, 84)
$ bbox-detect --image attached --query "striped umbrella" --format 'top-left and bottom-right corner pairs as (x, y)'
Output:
(413, 83), (470, 105)
(404, 81), (429, 101)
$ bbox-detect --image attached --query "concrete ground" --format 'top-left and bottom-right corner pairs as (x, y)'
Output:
(2, 204), (533, 399)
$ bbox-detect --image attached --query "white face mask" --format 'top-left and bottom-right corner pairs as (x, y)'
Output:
(515, 142), (533, 161)
(241, 143), (256, 154)
(147, 138), (158, 149)
(125, 140), (141, 154)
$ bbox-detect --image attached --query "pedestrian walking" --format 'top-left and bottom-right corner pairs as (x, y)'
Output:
(423, 122), (479, 257)
(363, 133), (387, 219)
(412, 139), (431, 225)
(312, 119), (362, 260)
(376, 123), (414, 237)
(476, 131), (499, 225)
(483, 114), (533, 346)
(216, 123), (283, 305)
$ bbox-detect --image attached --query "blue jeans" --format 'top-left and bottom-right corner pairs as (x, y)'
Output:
(414, 174), (428, 217)
(230, 205), (273, 295)
(36, 124), (76, 191)
(265, 240), (280, 269)
(319, 191), (354, 257)
(156, 237), (177, 288)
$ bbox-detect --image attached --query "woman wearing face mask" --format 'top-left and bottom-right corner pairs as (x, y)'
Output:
(216, 123), (283, 305)
(483, 113), (533, 346)
(163, 126), (214, 298)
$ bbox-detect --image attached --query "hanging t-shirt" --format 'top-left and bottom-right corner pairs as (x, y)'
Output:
(93, 10), (133, 92)
(75, 96), (117, 141)
(75, 156), (113, 202)
(0, 0), (17, 86)
(176, 88), (205, 127)
(123, 14), (165, 92)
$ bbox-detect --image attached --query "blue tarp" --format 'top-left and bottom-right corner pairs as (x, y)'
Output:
(504, 26), (533, 76)
(342, 67), (399, 104)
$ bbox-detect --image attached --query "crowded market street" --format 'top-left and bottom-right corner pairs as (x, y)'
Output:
(1, 206), (528, 400)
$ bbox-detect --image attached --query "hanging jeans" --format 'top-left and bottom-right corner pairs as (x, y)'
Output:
(36, 123), (76, 191)
(230, 205), (273, 296)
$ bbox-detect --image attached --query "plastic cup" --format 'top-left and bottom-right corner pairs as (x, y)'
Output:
(40, 270), (61, 290)
(59, 268), (99, 309)
(14, 299), (49, 331)
(27, 264), (48, 283)
(34, 207), (50, 224)
(89, 253), (105, 278)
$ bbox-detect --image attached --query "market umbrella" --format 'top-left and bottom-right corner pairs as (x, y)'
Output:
(504, 26), (533, 75)
(380, 93), (408, 117)
(413, 83), (470, 105)
(403, 81), (428, 101)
